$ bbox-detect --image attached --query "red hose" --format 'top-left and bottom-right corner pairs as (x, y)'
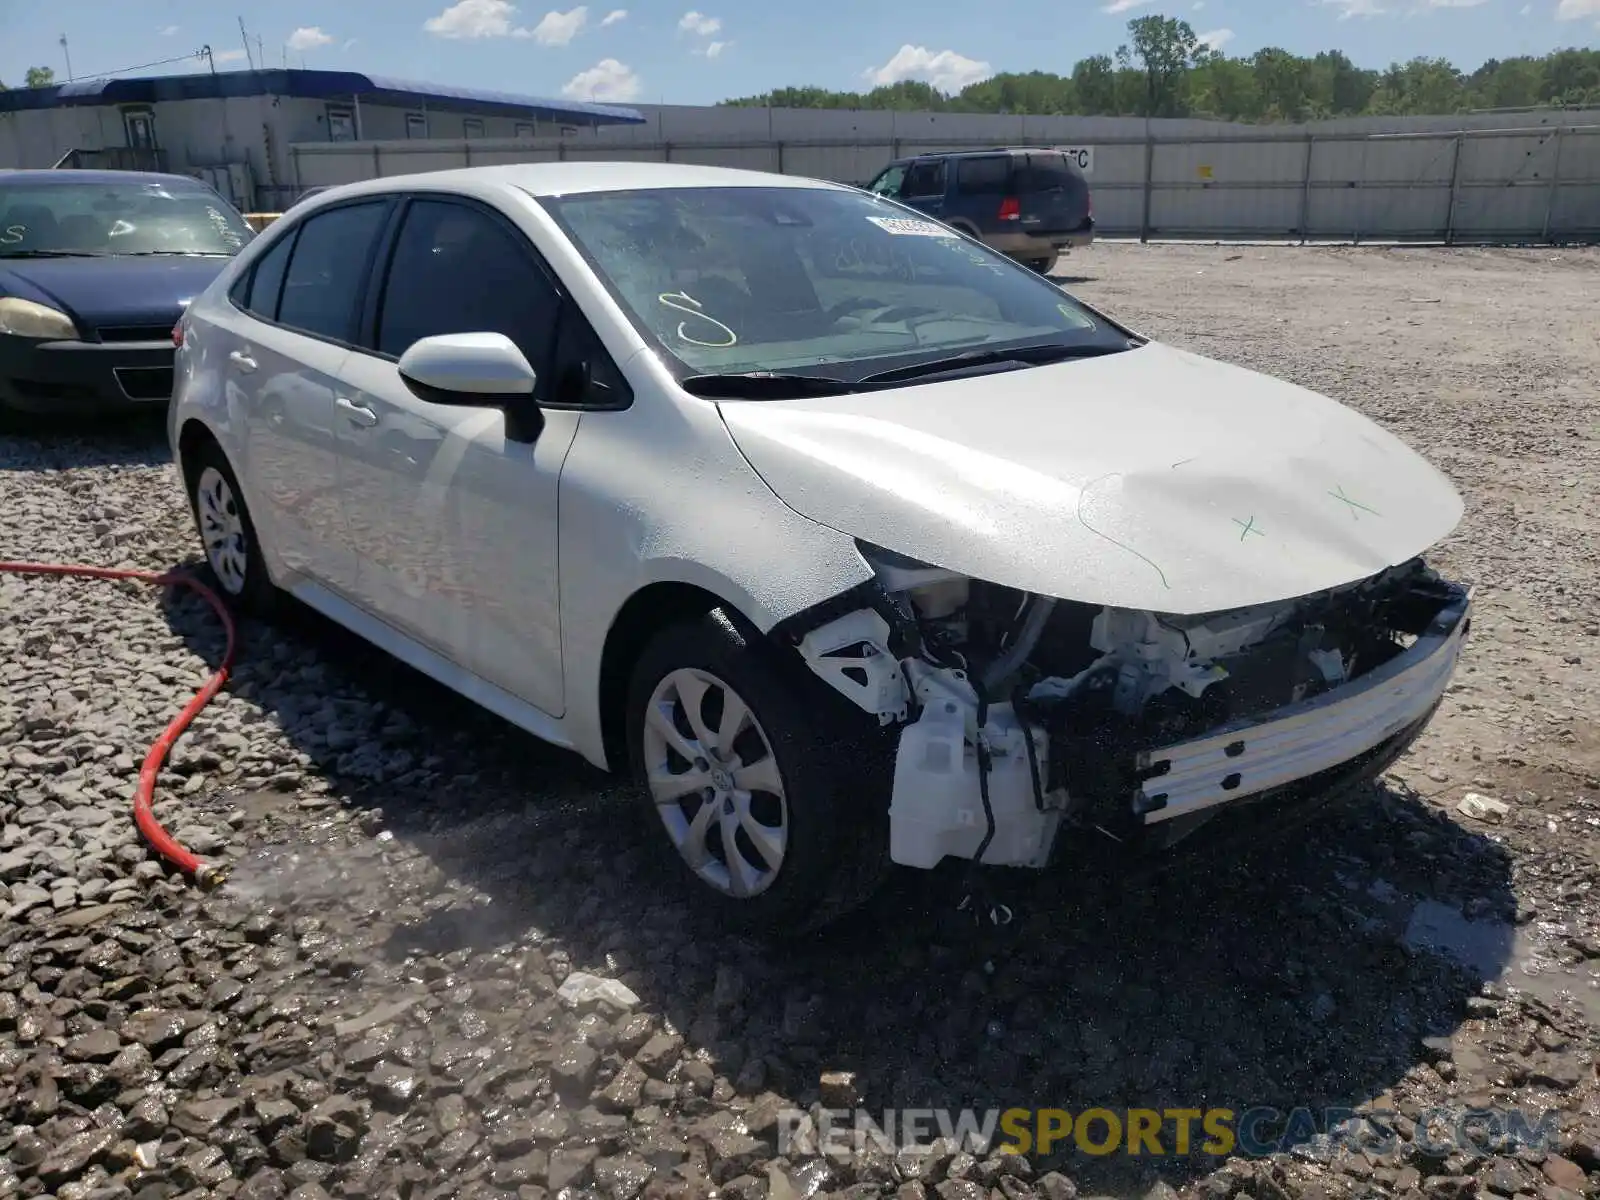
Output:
(0, 560), (235, 891)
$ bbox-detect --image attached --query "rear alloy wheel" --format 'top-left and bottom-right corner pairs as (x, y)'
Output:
(626, 612), (889, 933)
(187, 443), (278, 617)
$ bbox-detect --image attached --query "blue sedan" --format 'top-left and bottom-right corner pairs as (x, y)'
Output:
(0, 169), (254, 417)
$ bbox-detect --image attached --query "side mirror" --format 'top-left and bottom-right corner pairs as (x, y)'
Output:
(397, 332), (542, 442)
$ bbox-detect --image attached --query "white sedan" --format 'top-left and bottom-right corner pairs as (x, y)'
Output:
(168, 162), (1471, 932)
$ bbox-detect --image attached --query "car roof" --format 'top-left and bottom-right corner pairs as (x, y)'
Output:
(0, 168), (218, 188)
(918, 148), (1060, 160)
(310, 161), (854, 202)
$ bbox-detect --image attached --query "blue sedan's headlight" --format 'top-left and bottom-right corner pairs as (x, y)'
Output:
(0, 297), (79, 339)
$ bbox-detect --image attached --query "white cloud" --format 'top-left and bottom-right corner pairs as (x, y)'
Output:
(1419, 0), (1486, 6)
(678, 10), (722, 34)
(698, 39), (730, 57)
(158, 24), (180, 36)
(1101, 0), (1152, 11)
(425, 0), (523, 37)
(1192, 1), (1205, 8)
(1556, 0), (1600, 17)
(1317, 0), (1387, 16)
(343, 38), (359, 51)
(1198, 26), (1235, 48)
(601, 8), (628, 23)
(864, 45), (992, 92)
(531, 6), (588, 44)
(214, 48), (249, 63)
(562, 57), (641, 100)
(287, 26), (335, 52)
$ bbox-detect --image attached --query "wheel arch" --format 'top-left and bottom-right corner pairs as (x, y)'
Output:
(176, 417), (221, 492)
(596, 580), (744, 772)
(593, 571), (879, 773)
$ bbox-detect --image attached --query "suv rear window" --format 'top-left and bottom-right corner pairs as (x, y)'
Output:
(1015, 152), (1078, 191)
(954, 156), (1013, 196)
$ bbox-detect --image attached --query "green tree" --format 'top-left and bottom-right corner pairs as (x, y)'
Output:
(958, 71), (1078, 115)
(1124, 15), (1202, 116)
(24, 66), (55, 88)
(1191, 51), (1261, 120)
(1071, 55), (1117, 114)
(1247, 49), (1313, 120)
(715, 22), (1600, 123)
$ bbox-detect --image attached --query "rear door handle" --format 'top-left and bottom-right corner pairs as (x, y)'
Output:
(228, 350), (257, 372)
(336, 396), (378, 428)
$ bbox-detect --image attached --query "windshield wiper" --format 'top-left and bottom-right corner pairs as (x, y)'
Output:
(113, 250), (230, 257)
(680, 372), (852, 399)
(0, 249), (111, 259)
(856, 341), (1133, 387)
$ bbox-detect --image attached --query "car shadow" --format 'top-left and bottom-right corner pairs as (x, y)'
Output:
(154, 581), (1516, 1196)
(1051, 274), (1097, 286)
(0, 410), (172, 471)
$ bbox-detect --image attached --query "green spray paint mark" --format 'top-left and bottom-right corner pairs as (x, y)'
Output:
(1329, 484), (1381, 520)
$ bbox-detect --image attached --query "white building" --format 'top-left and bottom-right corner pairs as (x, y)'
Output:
(0, 68), (646, 210)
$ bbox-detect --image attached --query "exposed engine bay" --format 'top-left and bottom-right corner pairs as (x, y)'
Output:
(786, 543), (1472, 871)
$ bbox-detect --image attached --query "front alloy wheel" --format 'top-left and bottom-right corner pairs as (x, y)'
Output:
(626, 612), (890, 933)
(643, 667), (790, 898)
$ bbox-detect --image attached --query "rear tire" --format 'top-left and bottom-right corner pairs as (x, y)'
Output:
(1028, 254), (1060, 275)
(185, 439), (279, 618)
(625, 610), (890, 935)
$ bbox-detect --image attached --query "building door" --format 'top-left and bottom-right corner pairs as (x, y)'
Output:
(124, 110), (157, 149)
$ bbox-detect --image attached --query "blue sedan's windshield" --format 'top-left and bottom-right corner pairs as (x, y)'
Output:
(0, 179), (253, 258)
(538, 185), (1131, 382)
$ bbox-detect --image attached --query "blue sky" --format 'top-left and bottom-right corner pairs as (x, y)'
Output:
(1, 0), (1596, 107)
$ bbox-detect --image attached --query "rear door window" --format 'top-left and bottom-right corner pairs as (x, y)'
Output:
(903, 159), (946, 199)
(276, 201), (389, 343)
(954, 156), (1013, 196)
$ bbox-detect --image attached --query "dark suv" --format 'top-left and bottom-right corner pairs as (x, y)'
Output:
(864, 148), (1094, 274)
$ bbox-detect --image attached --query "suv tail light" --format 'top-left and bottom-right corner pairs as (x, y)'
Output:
(997, 196), (1021, 222)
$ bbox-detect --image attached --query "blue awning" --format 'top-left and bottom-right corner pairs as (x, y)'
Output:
(0, 69), (646, 125)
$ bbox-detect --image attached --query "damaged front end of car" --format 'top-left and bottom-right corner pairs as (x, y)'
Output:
(775, 541), (1472, 872)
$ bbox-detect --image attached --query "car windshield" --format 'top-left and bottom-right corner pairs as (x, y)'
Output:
(0, 179), (253, 258)
(538, 185), (1132, 387)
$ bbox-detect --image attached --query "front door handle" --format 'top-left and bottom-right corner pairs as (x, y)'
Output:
(228, 350), (257, 372)
(336, 396), (379, 428)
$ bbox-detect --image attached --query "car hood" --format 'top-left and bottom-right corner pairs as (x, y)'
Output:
(0, 255), (229, 332)
(716, 341), (1464, 615)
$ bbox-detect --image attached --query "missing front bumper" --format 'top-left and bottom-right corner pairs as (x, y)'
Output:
(1134, 582), (1472, 826)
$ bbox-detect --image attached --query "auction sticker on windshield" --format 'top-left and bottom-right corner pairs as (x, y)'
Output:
(867, 216), (959, 238)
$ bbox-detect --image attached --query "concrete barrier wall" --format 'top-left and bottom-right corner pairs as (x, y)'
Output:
(282, 108), (1600, 243)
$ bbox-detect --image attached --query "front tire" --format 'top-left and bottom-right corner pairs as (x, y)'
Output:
(625, 611), (889, 934)
(185, 441), (279, 618)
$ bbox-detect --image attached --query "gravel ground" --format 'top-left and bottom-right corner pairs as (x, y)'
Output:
(2, 243), (1599, 1200)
